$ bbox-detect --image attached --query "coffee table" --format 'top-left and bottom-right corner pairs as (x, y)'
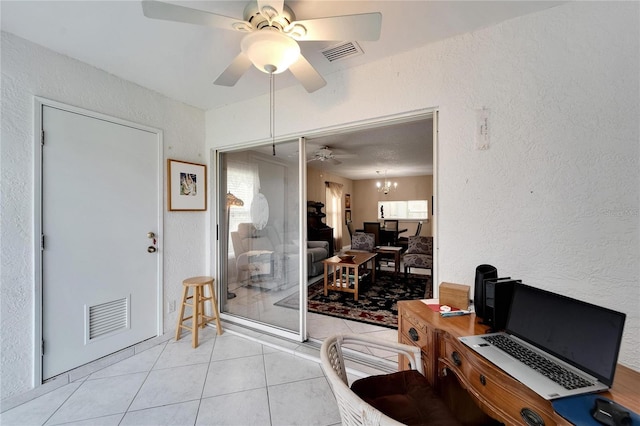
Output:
(374, 246), (403, 279)
(322, 252), (377, 300)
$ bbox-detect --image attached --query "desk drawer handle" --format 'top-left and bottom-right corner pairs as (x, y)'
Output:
(520, 408), (545, 426)
(451, 351), (462, 366)
(479, 374), (486, 386)
(408, 327), (419, 342)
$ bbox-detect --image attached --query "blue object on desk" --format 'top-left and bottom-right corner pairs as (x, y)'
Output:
(552, 394), (639, 425)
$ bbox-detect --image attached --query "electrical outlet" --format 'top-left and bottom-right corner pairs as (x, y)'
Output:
(168, 300), (176, 313)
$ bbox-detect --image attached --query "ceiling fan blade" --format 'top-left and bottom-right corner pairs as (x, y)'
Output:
(257, 0), (284, 20)
(289, 55), (327, 93)
(287, 12), (382, 41)
(213, 53), (253, 87)
(141, 1), (251, 32)
(327, 158), (342, 165)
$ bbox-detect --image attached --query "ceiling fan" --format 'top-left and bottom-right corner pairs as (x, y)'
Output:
(141, 0), (382, 93)
(307, 146), (352, 165)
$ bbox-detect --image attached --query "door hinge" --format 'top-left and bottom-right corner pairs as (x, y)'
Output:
(41, 234), (45, 250)
(41, 130), (45, 146)
(41, 340), (45, 356)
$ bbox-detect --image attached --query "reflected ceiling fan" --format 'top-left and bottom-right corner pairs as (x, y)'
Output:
(141, 0), (382, 93)
(307, 146), (353, 165)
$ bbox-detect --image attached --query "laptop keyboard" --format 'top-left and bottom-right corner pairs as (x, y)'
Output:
(482, 335), (593, 390)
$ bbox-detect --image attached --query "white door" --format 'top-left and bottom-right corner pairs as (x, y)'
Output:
(41, 104), (161, 379)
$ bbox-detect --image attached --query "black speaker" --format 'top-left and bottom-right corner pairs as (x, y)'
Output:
(474, 265), (497, 319)
(484, 278), (521, 331)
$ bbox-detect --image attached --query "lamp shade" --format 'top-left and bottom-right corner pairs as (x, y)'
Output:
(241, 29), (300, 74)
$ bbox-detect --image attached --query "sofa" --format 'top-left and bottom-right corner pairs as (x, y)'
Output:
(308, 240), (330, 277)
(230, 223), (330, 282)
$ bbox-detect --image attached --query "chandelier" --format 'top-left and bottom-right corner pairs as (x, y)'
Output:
(375, 171), (397, 194)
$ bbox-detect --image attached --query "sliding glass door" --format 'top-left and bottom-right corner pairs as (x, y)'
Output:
(217, 138), (306, 340)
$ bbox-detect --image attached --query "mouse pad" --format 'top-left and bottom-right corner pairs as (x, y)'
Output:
(552, 394), (639, 425)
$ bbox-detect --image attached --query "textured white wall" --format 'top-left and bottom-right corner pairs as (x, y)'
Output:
(1, 32), (206, 399)
(207, 2), (639, 369)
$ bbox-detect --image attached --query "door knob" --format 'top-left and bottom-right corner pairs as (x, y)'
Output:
(147, 232), (156, 239)
(147, 246), (157, 253)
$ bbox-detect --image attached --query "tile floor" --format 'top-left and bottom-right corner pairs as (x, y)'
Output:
(1, 314), (397, 426)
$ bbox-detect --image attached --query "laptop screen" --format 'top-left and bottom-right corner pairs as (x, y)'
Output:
(506, 284), (626, 386)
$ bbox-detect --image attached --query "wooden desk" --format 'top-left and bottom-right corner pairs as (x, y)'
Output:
(323, 253), (377, 300)
(398, 300), (640, 426)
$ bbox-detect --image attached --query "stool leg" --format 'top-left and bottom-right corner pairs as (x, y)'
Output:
(199, 285), (207, 329)
(207, 281), (223, 335)
(175, 285), (189, 342)
(192, 286), (200, 348)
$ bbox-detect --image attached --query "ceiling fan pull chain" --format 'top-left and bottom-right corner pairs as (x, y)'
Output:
(270, 72), (276, 156)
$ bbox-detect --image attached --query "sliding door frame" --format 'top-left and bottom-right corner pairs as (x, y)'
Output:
(209, 107), (437, 340)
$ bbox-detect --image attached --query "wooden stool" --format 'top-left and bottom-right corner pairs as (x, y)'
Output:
(175, 276), (223, 348)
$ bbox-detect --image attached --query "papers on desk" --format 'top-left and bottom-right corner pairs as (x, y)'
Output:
(421, 299), (472, 317)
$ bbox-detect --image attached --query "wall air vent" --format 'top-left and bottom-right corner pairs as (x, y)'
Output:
(321, 41), (364, 63)
(86, 296), (130, 342)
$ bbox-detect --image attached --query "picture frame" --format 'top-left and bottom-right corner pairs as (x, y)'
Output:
(345, 194), (351, 209)
(345, 210), (352, 222)
(167, 159), (207, 211)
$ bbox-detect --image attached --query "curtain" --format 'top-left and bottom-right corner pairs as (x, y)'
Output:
(227, 160), (260, 255)
(325, 181), (343, 251)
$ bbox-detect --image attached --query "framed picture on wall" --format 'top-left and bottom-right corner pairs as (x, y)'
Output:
(345, 210), (351, 222)
(345, 194), (351, 209)
(167, 159), (207, 211)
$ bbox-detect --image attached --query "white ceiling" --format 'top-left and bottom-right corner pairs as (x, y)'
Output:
(1, 0), (564, 179)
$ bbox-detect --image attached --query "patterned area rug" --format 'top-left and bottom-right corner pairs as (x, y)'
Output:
(274, 271), (432, 329)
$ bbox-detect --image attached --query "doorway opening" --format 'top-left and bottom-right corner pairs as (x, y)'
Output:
(214, 109), (437, 344)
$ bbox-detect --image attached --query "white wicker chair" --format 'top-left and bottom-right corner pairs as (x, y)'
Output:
(320, 334), (424, 426)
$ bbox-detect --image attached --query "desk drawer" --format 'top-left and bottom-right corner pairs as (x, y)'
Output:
(441, 335), (564, 426)
(400, 314), (432, 351)
(399, 310), (435, 384)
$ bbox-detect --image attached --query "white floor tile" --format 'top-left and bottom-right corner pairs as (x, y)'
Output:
(90, 344), (165, 380)
(196, 388), (271, 426)
(263, 352), (324, 386)
(46, 373), (146, 425)
(209, 334), (263, 362)
(57, 413), (124, 425)
(153, 336), (215, 370)
(202, 355), (266, 398)
(268, 377), (341, 426)
(120, 400), (199, 426)
(128, 363), (208, 411)
(0, 382), (81, 426)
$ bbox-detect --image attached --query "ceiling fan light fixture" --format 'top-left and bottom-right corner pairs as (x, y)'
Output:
(241, 29), (300, 74)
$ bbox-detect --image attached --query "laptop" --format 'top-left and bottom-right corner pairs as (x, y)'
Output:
(460, 283), (626, 400)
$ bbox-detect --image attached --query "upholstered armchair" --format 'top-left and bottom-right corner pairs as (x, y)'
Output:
(403, 235), (433, 278)
(349, 232), (375, 252)
(230, 223), (277, 283)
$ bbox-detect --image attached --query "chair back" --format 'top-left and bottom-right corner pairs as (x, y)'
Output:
(383, 220), (398, 231)
(350, 232), (375, 252)
(321, 334), (424, 426)
(363, 222), (381, 246)
(406, 235), (432, 255)
(414, 221), (423, 236)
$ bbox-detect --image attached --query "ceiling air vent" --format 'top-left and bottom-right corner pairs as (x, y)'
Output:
(321, 41), (364, 63)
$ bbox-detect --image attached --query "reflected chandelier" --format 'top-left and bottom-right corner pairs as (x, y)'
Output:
(375, 171), (397, 194)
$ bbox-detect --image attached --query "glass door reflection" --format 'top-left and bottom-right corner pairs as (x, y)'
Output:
(219, 139), (305, 338)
